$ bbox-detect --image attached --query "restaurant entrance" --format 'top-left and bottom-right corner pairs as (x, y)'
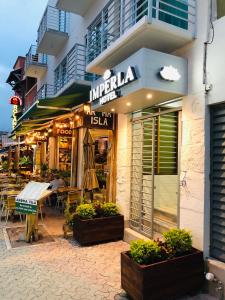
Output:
(130, 101), (181, 237)
(87, 128), (115, 202)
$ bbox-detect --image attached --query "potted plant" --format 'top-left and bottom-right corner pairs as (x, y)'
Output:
(121, 229), (204, 300)
(40, 163), (48, 178)
(73, 202), (124, 245)
(63, 201), (77, 238)
(19, 156), (33, 171)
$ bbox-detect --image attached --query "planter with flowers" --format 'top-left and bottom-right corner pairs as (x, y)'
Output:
(73, 202), (124, 245)
(121, 229), (204, 300)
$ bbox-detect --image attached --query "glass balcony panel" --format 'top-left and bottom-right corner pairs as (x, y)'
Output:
(86, 0), (196, 68)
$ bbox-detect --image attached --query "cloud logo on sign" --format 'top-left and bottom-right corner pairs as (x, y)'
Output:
(160, 66), (181, 82)
(103, 69), (113, 80)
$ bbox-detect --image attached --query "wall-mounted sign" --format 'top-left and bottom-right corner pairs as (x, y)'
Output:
(53, 123), (73, 137)
(84, 111), (114, 130)
(160, 66), (181, 82)
(9, 95), (22, 106)
(90, 66), (137, 106)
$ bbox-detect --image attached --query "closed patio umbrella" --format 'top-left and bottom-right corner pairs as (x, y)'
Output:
(82, 129), (99, 197)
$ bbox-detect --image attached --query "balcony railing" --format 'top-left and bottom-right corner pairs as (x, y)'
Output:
(37, 5), (68, 48)
(54, 43), (95, 94)
(26, 45), (47, 67)
(86, 0), (196, 64)
(25, 84), (55, 111)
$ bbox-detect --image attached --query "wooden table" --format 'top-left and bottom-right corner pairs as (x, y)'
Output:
(0, 184), (21, 189)
(0, 190), (20, 197)
(57, 187), (80, 193)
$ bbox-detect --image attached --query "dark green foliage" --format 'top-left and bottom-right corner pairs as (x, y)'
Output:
(76, 204), (96, 219)
(163, 228), (192, 256)
(130, 228), (193, 265)
(101, 202), (119, 217)
(130, 240), (161, 265)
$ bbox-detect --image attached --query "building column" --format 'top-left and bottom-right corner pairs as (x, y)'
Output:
(179, 92), (206, 251)
(70, 129), (78, 187)
(115, 114), (132, 223)
(48, 137), (57, 170)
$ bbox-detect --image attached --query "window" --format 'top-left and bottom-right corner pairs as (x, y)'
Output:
(157, 0), (189, 30)
(217, 0), (225, 19)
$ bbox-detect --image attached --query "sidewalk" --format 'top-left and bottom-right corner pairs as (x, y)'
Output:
(0, 224), (218, 300)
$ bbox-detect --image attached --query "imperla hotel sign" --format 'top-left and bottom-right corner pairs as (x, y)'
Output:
(90, 66), (137, 105)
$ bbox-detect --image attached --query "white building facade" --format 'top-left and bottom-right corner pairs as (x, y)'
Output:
(19, 0), (225, 297)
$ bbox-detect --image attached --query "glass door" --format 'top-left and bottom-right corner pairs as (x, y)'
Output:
(153, 111), (179, 234)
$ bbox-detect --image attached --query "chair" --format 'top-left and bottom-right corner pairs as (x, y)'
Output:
(5, 196), (22, 225)
(56, 192), (67, 211)
(67, 191), (81, 205)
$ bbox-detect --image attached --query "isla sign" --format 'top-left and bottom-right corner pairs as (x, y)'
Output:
(90, 66), (137, 105)
(84, 111), (114, 130)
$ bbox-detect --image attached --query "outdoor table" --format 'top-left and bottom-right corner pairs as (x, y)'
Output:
(0, 190), (20, 197)
(0, 183), (21, 188)
(57, 187), (80, 193)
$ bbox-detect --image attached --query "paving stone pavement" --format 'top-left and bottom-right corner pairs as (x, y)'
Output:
(0, 227), (218, 300)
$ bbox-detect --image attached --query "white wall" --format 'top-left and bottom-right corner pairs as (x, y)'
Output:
(116, 114), (131, 222)
(207, 16), (225, 105)
(173, 0), (210, 251)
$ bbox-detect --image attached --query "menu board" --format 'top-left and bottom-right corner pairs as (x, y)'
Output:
(16, 182), (50, 215)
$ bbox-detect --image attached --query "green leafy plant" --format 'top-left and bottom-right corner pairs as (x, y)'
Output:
(41, 163), (48, 172)
(64, 201), (77, 229)
(76, 204), (96, 219)
(101, 202), (119, 217)
(1, 161), (9, 171)
(130, 240), (161, 265)
(163, 228), (192, 257)
(19, 156), (32, 166)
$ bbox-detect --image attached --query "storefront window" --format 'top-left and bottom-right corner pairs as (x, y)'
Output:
(58, 137), (72, 172)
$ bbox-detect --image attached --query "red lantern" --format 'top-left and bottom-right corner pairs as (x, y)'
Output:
(9, 96), (22, 106)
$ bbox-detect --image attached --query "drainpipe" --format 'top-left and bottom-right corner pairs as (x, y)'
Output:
(203, 0), (215, 92)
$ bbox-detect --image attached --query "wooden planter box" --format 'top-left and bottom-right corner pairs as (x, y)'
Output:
(121, 249), (204, 300)
(73, 215), (124, 246)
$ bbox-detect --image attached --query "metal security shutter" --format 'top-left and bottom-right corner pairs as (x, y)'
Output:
(211, 105), (225, 263)
(130, 119), (154, 237)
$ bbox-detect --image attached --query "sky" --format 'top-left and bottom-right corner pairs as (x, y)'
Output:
(0, 0), (48, 132)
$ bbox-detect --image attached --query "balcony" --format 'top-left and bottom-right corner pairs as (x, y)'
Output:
(37, 5), (69, 56)
(25, 45), (47, 78)
(86, 0), (196, 74)
(56, 0), (92, 16)
(54, 43), (95, 99)
(25, 84), (55, 111)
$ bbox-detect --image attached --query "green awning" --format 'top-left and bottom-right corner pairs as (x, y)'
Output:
(18, 93), (85, 123)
